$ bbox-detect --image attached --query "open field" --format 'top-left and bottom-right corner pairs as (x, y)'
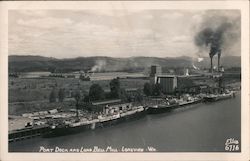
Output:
(9, 77), (149, 102)
(9, 74), (149, 115)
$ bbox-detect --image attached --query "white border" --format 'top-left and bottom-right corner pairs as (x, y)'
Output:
(0, 1), (249, 161)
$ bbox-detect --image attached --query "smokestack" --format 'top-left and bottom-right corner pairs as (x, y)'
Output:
(217, 49), (221, 72)
(194, 12), (240, 75)
(210, 57), (213, 74)
(209, 48), (215, 74)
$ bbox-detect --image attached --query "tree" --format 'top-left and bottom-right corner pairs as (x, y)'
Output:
(120, 88), (128, 102)
(58, 88), (65, 102)
(83, 94), (90, 103)
(143, 83), (161, 96)
(74, 90), (81, 102)
(143, 83), (153, 96)
(110, 77), (121, 98)
(134, 90), (143, 103)
(89, 84), (105, 101)
(49, 89), (57, 103)
(73, 90), (81, 118)
(152, 84), (161, 96)
(48, 66), (56, 73)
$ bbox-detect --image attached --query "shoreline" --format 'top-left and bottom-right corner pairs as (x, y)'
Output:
(9, 90), (240, 142)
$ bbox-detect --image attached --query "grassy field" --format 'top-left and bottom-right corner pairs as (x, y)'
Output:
(9, 76), (149, 115)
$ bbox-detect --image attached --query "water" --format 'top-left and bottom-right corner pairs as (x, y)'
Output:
(9, 94), (241, 152)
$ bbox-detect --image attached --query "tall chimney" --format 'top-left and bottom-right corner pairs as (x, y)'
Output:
(217, 50), (221, 72)
(210, 58), (213, 74)
(209, 54), (213, 74)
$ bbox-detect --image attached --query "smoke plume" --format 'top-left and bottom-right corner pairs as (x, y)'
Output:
(91, 60), (106, 72)
(194, 10), (241, 57)
(197, 57), (204, 62)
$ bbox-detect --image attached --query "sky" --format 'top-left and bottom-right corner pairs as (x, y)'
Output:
(8, 10), (241, 58)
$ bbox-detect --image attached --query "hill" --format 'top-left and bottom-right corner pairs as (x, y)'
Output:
(8, 55), (241, 73)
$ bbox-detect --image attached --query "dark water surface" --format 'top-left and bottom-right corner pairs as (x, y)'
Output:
(9, 94), (241, 152)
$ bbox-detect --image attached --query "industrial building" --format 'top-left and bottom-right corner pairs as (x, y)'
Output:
(150, 65), (162, 84)
(150, 65), (162, 77)
(156, 75), (177, 94)
(148, 64), (227, 95)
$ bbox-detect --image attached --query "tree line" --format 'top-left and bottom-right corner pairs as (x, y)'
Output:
(49, 77), (144, 104)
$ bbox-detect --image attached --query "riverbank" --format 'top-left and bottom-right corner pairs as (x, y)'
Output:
(9, 90), (239, 143)
(9, 93), (241, 152)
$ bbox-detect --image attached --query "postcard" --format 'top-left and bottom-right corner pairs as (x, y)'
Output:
(0, 1), (249, 161)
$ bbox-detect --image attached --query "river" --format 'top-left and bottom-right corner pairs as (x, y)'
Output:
(9, 94), (241, 152)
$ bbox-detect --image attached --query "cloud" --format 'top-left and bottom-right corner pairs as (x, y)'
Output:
(18, 10), (48, 17)
(16, 17), (73, 29)
(162, 12), (184, 19)
(172, 35), (191, 43)
(9, 10), (240, 58)
(84, 9), (144, 17)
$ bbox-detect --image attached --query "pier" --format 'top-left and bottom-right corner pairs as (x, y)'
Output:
(9, 124), (50, 142)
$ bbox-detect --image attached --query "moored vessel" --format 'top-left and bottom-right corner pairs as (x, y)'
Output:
(147, 102), (178, 114)
(178, 97), (203, 107)
(147, 96), (202, 114)
(43, 106), (146, 137)
(204, 91), (235, 102)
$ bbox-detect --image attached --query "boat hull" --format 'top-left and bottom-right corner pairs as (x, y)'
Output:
(147, 104), (178, 114)
(178, 99), (203, 107)
(148, 99), (202, 114)
(204, 94), (233, 102)
(43, 110), (147, 138)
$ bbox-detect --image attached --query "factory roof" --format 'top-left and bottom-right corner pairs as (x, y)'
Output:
(157, 74), (203, 78)
(177, 74), (202, 78)
(156, 75), (177, 78)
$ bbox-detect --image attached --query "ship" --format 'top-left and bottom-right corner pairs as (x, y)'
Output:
(178, 97), (203, 107)
(147, 100), (178, 114)
(43, 106), (146, 137)
(203, 91), (235, 102)
(147, 96), (202, 114)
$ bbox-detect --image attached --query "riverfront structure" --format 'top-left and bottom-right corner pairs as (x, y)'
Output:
(156, 75), (178, 94)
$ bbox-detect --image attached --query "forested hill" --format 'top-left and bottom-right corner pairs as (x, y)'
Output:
(9, 55), (241, 73)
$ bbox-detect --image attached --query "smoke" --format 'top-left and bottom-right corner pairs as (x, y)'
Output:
(90, 58), (143, 73)
(91, 60), (106, 72)
(197, 57), (204, 62)
(194, 10), (241, 57)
